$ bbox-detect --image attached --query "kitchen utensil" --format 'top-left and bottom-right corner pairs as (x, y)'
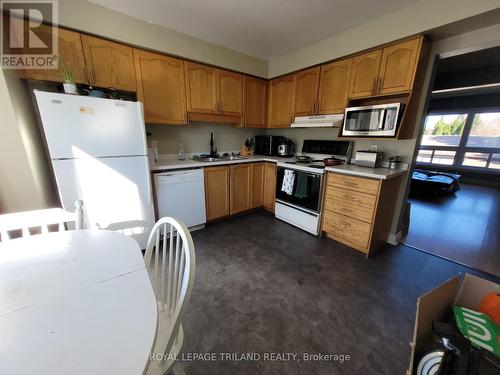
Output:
(388, 156), (402, 169)
(323, 157), (342, 166)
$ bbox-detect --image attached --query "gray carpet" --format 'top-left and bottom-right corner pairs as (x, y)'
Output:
(178, 210), (497, 375)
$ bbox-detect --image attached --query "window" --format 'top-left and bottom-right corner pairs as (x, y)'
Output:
(416, 150), (432, 163)
(466, 113), (500, 148)
(462, 152), (489, 168)
(490, 154), (500, 169)
(432, 150), (455, 165)
(422, 114), (467, 147)
(417, 110), (500, 172)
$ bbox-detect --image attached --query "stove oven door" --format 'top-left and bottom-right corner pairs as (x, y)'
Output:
(275, 167), (323, 213)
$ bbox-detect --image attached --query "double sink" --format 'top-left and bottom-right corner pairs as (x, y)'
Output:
(193, 155), (245, 163)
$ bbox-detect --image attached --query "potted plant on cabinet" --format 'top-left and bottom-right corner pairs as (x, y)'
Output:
(61, 61), (77, 94)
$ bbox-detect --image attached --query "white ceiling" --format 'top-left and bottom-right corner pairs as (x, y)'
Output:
(89, 0), (421, 59)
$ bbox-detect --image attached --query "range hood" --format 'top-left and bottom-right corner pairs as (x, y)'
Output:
(290, 114), (344, 128)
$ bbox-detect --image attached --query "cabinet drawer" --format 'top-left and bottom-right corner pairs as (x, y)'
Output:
(324, 188), (376, 223)
(322, 210), (371, 252)
(328, 173), (380, 195)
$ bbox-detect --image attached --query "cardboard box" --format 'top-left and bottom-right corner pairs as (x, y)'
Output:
(407, 273), (500, 374)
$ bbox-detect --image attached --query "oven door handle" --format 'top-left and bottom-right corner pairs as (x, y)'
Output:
(378, 109), (386, 130)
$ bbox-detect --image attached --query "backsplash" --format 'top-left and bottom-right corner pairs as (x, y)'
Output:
(266, 128), (416, 162)
(146, 122), (261, 154)
(147, 123), (416, 163)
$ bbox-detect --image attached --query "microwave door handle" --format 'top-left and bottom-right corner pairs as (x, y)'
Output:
(378, 109), (386, 129)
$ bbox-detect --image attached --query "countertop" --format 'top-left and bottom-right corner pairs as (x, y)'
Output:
(325, 164), (407, 180)
(151, 154), (407, 180)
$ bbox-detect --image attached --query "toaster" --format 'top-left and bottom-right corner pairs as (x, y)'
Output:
(354, 151), (384, 168)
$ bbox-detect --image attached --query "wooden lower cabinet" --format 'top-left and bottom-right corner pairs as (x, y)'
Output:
(204, 166), (230, 221)
(322, 172), (403, 256)
(230, 164), (252, 215)
(251, 163), (264, 208)
(263, 162), (277, 212)
(204, 162), (275, 221)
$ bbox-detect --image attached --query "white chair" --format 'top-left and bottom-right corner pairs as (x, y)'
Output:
(0, 200), (84, 242)
(144, 217), (196, 375)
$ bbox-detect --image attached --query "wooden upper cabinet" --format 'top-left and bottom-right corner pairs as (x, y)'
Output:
(243, 76), (267, 128)
(81, 35), (137, 92)
(267, 74), (296, 128)
(318, 58), (352, 114)
(204, 166), (230, 221)
(378, 38), (421, 95)
(134, 49), (187, 125)
(184, 62), (217, 114)
(294, 67), (320, 116)
(230, 164), (252, 215)
(349, 50), (382, 98)
(18, 26), (87, 83)
(217, 69), (243, 115)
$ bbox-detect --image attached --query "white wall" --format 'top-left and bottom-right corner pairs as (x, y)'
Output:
(0, 70), (54, 212)
(58, 0), (268, 78)
(268, 0), (500, 77)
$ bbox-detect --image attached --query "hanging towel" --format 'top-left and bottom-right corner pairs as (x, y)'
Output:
(281, 169), (295, 195)
(294, 173), (309, 199)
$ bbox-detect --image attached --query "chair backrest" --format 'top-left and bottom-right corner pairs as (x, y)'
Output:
(144, 217), (196, 356)
(0, 200), (84, 242)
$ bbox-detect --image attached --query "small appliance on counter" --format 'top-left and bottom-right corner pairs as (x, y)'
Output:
(388, 156), (403, 169)
(354, 150), (384, 168)
(254, 135), (281, 156)
(277, 137), (295, 157)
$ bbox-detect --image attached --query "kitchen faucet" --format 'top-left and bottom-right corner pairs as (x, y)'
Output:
(209, 132), (218, 157)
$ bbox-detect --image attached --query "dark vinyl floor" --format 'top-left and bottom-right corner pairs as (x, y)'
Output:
(402, 183), (500, 277)
(177, 211), (499, 375)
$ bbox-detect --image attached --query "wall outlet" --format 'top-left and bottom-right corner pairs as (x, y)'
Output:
(370, 145), (378, 152)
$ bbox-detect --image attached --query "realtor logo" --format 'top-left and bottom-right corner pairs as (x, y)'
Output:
(1, 0), (58, 69)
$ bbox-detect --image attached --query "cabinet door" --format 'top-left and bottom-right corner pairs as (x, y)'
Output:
(134, 49), (187, 125)
(263, 162), (277, 211)
(81, 35), (137, 91)
(318, 59), (352, 114)
(267, 75), (296, 128)
(294, 67), (320, 116)
(230, 164), (252, 215)
(204, 166), (230, 221)
(243, 76), (267, 128)
(184, 62), (217, 114)
(217, 69), (243, 115)
(251, 162), (264, 208)
(349, 50), (382, 99)
(18, 27), (87, 84)
(378, 38), (420, 95)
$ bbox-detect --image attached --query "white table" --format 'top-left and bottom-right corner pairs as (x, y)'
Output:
(0, 230), (157, 375)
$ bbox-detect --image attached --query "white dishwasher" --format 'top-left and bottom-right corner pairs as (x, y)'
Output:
(154, 169), (206, 230)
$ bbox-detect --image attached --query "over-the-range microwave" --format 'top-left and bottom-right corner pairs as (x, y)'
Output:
(341, 103), (404, 137)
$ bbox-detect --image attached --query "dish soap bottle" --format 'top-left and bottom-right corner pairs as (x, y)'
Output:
(178, 142), (185, 160)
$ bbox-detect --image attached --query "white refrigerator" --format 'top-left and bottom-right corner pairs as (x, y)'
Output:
(34, 91), (155, 249)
